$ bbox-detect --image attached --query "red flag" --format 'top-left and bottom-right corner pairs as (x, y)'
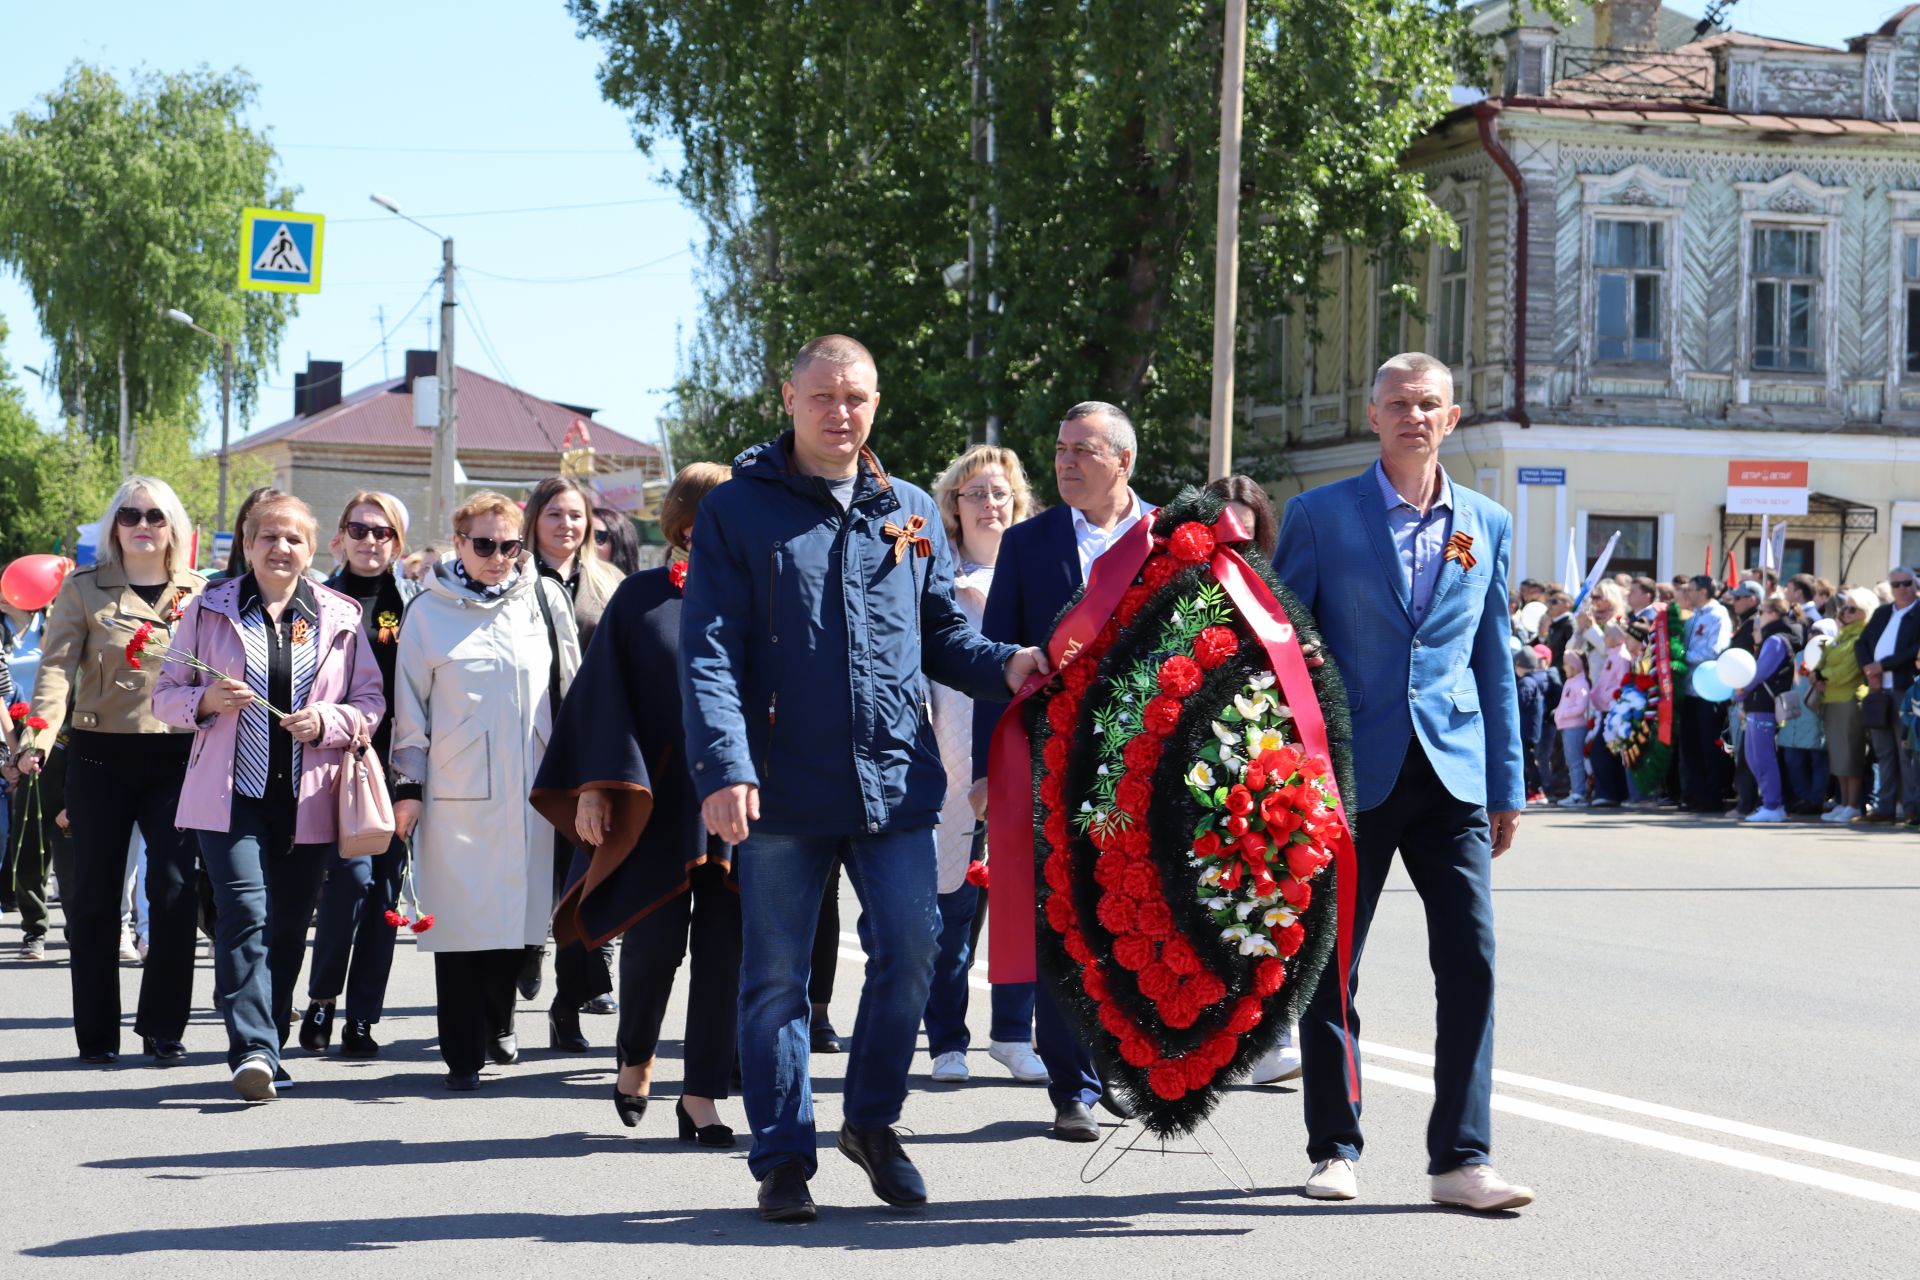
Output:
(1704, 541), (1713, 577)
(1725, 548), (1739, 589)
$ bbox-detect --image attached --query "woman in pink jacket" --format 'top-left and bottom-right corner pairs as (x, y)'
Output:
(153, 494), (384, 1101)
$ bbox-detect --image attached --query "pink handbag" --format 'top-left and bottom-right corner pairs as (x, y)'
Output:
(336, 737), (396, 858)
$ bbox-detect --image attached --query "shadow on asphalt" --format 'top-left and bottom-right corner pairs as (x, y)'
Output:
(22, 1187), (1459, 1254)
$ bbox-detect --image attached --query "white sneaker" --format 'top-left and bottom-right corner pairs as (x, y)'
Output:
(987, 1039), (1050, 1082)
(118, 926), (141, 963)
(1303, 1157), (1358, 1200)
(1822, 805), (1856, 824)
(1431, 1164), (1534, 1211)
(930, 1050), (969, 1083)
(231, 1055), (277, 1102)
(1745, 806), (1788, 823)
(1249, 1039), (1302, 1084)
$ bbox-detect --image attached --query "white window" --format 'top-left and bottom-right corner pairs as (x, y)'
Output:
(1904, 235), (1920, 376)
(1375, 264), (1408, 365)
(1593, 219), (1664, 363)
(1432, 232), (1468, 366)
(1751, 225), (1822, 372)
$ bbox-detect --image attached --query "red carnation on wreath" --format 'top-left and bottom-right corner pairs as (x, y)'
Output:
(1157, 654), (1202, 697)
(1192, 625), (1238, 670)
(1168, 521), (1215, 563)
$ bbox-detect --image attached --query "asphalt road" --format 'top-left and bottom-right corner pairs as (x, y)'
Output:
(2, 809), (1916, 1278)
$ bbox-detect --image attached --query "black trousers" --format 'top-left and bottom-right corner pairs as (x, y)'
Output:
(547, 839), (614, 1008)
(808, 857), (841, 1006)
(1680, 695), (1728, 811)
(434, 949), (522, 1074)
(64, 737), (199, 1055)
(616, 862), (741, 1098)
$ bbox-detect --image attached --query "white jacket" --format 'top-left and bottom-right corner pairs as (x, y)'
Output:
(392, 560), (581, 953)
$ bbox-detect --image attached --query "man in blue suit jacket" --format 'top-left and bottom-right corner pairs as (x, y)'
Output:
(971, 400), (1149, 1143)
(1271, 352), (1533, 1213)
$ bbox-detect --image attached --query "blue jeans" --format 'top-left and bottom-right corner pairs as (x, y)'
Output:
(1783, 746), (1829, 808)
(923, 884), (978, 1058)
(1559, 726), (1588, 803)
(737, 827), (941, 1179)
(197, 796), (333, 1070)
(305, 836), (406, 1021)
(991, 982), (1034, 1044)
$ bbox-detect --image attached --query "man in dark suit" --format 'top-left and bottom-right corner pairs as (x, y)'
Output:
(971, 399), (1149, 1143)
(1853, 569), (1920, 822)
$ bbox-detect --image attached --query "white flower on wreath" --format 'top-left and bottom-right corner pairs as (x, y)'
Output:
(1247, 724), (1287, 756)
(1220, 925), (1250, 945)
(1248, 672), (1276, 692)
(1211, 720), (1239, 747)
(1186, 761), (1216, 790)
(1205, 896), (1233, 912)
(1239, 933), (1278, 957)
(1263, 906), (1298, 931)
(1235, 900), (1258, 920)
(1235, 691), (1274, 721)
(1198, 865), (1224, 888)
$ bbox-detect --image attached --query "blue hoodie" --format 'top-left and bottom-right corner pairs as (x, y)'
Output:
(679, 432), (1017, 836)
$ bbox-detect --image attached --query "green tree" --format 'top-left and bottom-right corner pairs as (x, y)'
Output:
(571, 0), (1565, 491)
(0, 63), (298, 468)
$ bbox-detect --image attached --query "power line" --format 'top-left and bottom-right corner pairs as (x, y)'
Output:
(462, 247), (691, 285)
(257, 275), (440, 392)
(282, 142), (643, 156)
(332, 197), (678, 225)
(455, 275), (566, 455)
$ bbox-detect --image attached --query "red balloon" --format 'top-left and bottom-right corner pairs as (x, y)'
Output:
(2, 555), (72, 612)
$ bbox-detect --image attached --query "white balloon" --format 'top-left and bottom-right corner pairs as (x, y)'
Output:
(1517, 601), (1547, 638)
(1717, 648), (1758, 689)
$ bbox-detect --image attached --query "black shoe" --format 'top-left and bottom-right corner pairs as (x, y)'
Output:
(516, 947), (544, 1001)
(548, 1008), (590, 1053)
(78, 1050), (119, 1065)
(614, 1085), (648, 1128)
(340, 1018), (379, 1058)
(488, 1033), (519, 1066)
(1097, 1083), (1134, 1120)
(810, 1015), (844, 1054)
(297, 1001), (334, 1053)
(446, 1072), (480, 1092)
(142, 1036), (187, 1064)
(677, 1098), (737, 1147)
(837, 1122), (926, 1207)
(756, 1160), (817, 1223)
(1052, 1100), (1100, 1142)
(581, 995), (618, 1015)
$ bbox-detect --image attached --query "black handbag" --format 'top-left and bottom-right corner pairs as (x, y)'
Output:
(1863, 688), (1896, 731)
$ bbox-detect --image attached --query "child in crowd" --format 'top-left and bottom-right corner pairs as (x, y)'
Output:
(1553, 651), (1592, 806)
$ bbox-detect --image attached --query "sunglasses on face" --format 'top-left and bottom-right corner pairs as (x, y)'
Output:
(344, 521), (397, 544)
(115, 507), (167, 528)
(592, 529), (610, 546)
(461, 535), (522, 560)
(1893, 579), (1917, 589)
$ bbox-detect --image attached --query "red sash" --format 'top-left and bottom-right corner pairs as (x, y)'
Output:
(1656, 609), (1674, 745)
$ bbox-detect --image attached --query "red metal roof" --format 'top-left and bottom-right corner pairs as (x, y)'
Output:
(238, 366), (660, 458)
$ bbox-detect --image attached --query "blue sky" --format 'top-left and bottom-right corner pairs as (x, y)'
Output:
(0, 1), (1905, 451)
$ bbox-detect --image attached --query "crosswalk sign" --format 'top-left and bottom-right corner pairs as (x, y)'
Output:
(238, 208), (324, 294)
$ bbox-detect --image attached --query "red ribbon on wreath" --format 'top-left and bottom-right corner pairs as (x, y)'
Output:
(1655, 607), (1674, 746)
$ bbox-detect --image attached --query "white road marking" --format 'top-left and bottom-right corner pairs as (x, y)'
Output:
(838, 934), (1920, 1210)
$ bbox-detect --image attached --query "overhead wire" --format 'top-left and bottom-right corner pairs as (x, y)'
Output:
(332, 197), (678, 225)
(257, 274), (441, 393)
(454, 274), (567, 455)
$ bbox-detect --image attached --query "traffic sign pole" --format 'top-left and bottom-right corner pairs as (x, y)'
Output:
(433, 235), (458, 541)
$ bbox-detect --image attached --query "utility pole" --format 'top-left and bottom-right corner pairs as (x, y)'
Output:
(375, 304), (389, 379)
(984, 0), (1002, 445)
(433, 236), (458, 540)
(218, 337), (233, 533)
(1207, 0), (1248, 481)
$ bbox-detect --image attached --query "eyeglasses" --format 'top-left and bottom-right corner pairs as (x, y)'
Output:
(115, 507), (167, 528)
(592, 529), (611, 546)
(1893, 579), (1917, 589)
(460, 534), (522, 560)
(959, 486), (1014, 506)
(1843, 606), (1864, 616)
(344, 521), (397, 544)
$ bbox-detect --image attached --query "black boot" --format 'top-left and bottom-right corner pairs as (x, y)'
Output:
(549, 1006), (589, 1053)
(297, 1002), (334, 1054)
(340, 1018), (379, 1058)
(517, 945), (544, 1001)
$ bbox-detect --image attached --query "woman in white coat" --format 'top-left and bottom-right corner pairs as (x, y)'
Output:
(391, 491), (581, 1091)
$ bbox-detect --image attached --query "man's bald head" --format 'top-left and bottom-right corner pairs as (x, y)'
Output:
(792, 334), (878, 388)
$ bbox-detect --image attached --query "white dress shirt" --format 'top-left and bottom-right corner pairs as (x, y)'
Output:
(1873, 600), (1916, 688)
(1069, 490), (1145, 581)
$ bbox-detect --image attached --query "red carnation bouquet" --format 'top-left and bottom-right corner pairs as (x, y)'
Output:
(112, 618), (287, 717)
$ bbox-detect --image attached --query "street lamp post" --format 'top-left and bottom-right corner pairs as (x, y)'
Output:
(371, 193), (457, 541)
(1207, 0), (1249, 481)
(164, 307), (235, 533)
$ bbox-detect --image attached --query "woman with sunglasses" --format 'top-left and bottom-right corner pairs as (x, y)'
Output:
(20, 477), (206, 1065)
(1816, 588), (1880, 823)
(520, 475), (625, 1044)
(590, 506), (642, 577)
(392, 492), (581, 1090)
(296, 492), (417, 1059)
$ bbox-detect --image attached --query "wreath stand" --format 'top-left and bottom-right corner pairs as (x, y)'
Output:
(1079, 1112), (1256, 1194)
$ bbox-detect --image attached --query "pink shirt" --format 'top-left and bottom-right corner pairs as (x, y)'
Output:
(1554, 673), (1592, 729)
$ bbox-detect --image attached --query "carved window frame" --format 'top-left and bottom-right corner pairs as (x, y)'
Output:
(1426, 177), (1479, 397)
(1301, 241), (1349, 444)
(1576, 164), (1691, 396)
(1734, 173), (1849, 399)
(1886, 192), (1920, 408)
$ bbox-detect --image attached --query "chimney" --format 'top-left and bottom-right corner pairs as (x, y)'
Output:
(1594, 0), (1660, 53)
(293, 370), (309, 419)
(1504, 24), (1558, 98)
(403, 348), (437, 391)
(304, 360), (343, 416)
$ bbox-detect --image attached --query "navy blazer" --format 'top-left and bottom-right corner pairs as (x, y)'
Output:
(1853, 601), (1920, 693)
(970, 501), (1156, 779)
(1271, 468), (1524, 814)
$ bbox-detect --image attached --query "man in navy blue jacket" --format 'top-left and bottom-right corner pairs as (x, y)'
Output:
(970, 400), (1148, 1143)
(680, 334), (1046, 1224)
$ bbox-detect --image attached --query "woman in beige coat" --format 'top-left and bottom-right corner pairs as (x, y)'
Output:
(391, 491), (580, 1091)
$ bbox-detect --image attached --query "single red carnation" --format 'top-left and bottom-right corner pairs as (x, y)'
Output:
(1043, 735), (1070, 773)
(1149, 1063), (1188, 1100)
(1040, 772), (1065, 809)
(1095, 892), (1137, 935)
(1115, 584), (1152, 626)
(1280, 878), (1311, 910)
(1121, 734), (1163, 773)
(1192, 624), (1239, 670)
(1275, 920), (1306, 957)
(1224, 785), (1254, 816)
(966, 860), (991, 889)
(1158, 655), (1203, 698)
(1093, 852), (1128, 889)
(1113, 934), (1155, 971)
(1180, 1055), (1216, 1091)
(1160, 992), (1201, 1029)
(1134, 900), (1175, 940)
(1114, 775), (1152, 817)
(1142, 695), (1183, 737)
(1062, 660), (1097, 695)
(25, 716), (46, 731)
(383, 909), (406, 928)
(1046, 695), (1079, 734)
(1142, 557), (1180, 593)
(1043, 853), (1072, 893)
(1227, 995), (1264, 1034)
(1161, 936), (1201, 976)
(1120, 1034), (1158, 1068)
(1098, 1003), (1131, 1038)
(1045, 893), (1076, 933)
(1044, 813), (1070, 850)
(1189, 972), (1227, 1006)
(6, 701), (28, 721)
(1120, 863), (1158, 902)
(1082, 965), (1110, 1002)
(667, 559), (688, 590)
(1137, 961), (1178, 1000)
(1192, 830), (1223, 858)
(1253, 958), (1287, 996)
(1116, 826), (1152, 858)
(1169, 521), (1216, 563)
(410, 914), (435, 934)
(1063, 929), (1094, 965)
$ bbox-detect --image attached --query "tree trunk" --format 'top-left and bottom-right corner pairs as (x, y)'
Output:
(117, 342), (131, 475)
